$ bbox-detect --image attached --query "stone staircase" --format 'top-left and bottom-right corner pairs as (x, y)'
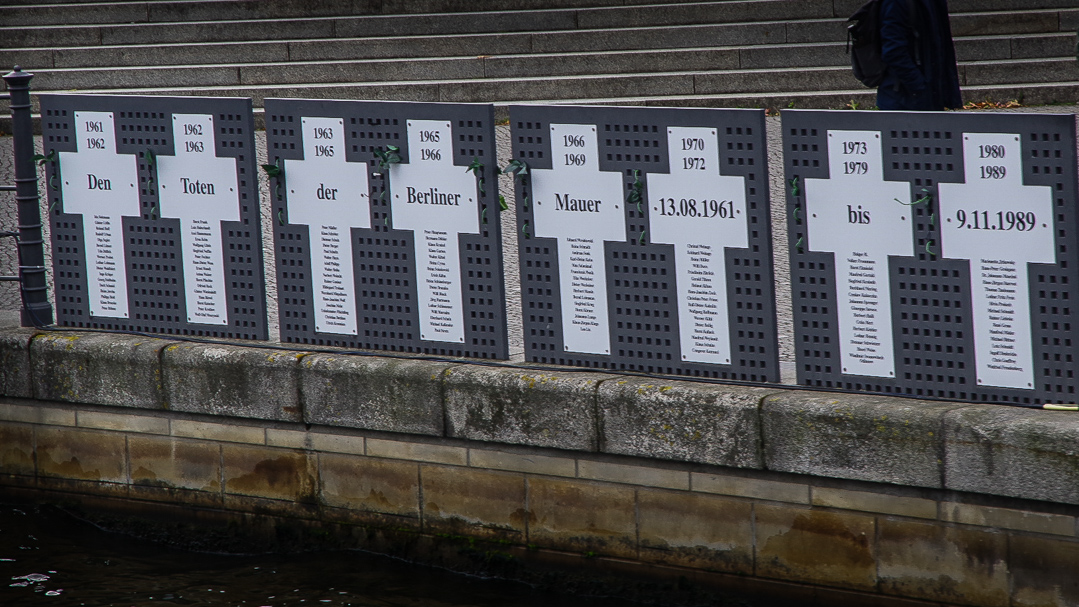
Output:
(0, 0), (1076, 121)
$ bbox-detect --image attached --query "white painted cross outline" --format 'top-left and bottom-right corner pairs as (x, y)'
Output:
(284, 116), (371, 336)
(531, 123), (627, 356)
(647, 125), (748, 366)
(390, 119), (480, 344)
(938, 132), (1055, 390)
(157, 113), (240, 326)
(59, 110), (140, 320)
(805, 130), (914, 379)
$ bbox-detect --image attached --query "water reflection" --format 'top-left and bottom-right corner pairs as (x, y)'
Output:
(0, 503), (646, 607)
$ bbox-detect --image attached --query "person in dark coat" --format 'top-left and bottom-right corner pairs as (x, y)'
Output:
(877, 0), (962, 111)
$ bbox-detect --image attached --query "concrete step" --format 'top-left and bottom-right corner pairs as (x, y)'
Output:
(2, 3), (1073, 49)
(3, 0), (1076, 26)
(961, 57), (1079, 87)
(0, 0), (734, 17)
(28, 41), (1079, 93)
(5, 27), (1072, 74)
(17, 32), (1076, 94)
(0, 0), (834, 27)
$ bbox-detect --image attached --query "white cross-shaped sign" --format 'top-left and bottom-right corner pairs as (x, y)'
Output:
(390, 119), (479, 344)
(531, 123), (626, 355)
(59, 111), (140, 319)
(938, 133), (1054, 389)
(157, 114), (240, 326)
(805, 130), (913, 378)
(648, 126), (747, 365)
(285, 116), (371, 335)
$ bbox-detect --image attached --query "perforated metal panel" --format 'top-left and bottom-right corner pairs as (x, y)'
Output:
(39, 94), (266, 339)
(511, 105), (778, 382)
(265, 99), (507, 359)
(784, 109), (1079, 405)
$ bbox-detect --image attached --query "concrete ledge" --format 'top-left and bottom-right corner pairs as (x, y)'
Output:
(0, 328), (37, 399)
(31, 332), (174, 409)
(161, 342), (304, 422)
(443, 365), (603, 451)
(944, 406), (1079, 504)
(300, 353), (447, 436)
(597, 377), (768, 468)
(761, 391), (966, 489)
(5, 328), (1079, 508)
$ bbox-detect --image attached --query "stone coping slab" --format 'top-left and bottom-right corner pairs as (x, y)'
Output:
(4, 327), (1079, 506)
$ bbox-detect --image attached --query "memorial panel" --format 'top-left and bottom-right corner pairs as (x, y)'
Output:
(265, 99), (506, 359)
(39, 94), (266, 339)
(784, 109), (1078, 405)
(511, 105), (778, 382)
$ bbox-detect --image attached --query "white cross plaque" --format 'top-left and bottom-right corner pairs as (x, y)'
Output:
(532, 123), (626, 355)
(938, 133), (1054, 389)
(60, 111), (139, 319)
(648, 126), (748, 365)
(805, 130), (913, 378)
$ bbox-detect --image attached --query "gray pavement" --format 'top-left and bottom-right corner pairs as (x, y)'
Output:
(4, 103), (1078, 372)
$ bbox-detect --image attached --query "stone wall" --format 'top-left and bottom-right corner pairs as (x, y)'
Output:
(3, 326), (1079, 606)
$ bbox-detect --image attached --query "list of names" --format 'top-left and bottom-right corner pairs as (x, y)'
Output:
(423, 228), (456, 337)
(567, 237), (601, 333)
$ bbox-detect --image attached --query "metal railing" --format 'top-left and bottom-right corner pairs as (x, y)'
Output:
(2, 66), (53, 327)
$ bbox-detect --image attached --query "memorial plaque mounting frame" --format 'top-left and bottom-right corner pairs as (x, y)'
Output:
(511, 105), (779, 382)
(784, 109), (1079, 405)
(265, 98), (507, 360)
(40, 94), (267, 340)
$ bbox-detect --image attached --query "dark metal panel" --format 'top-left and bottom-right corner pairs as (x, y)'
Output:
(511, 104), (779, 382)
(784, 109), (1079, 405)
(39, 94), (267, 340)
(264, 98), (507, 360)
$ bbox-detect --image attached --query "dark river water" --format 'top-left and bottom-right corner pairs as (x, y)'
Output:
(0, 503), (760, 607)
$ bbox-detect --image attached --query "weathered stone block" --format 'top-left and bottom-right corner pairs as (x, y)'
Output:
(0, 422), (34, 476)
(309, 432), (365, 456)
(36, 426), (127, 483)
(171, 419), (264, 444)
(444, 366), (602, 451)
(300, 354), (446, 436)
(577, 459), (688, 490)
(1010, 535), (1079, 607)
(467, 448), (576, 478)
(878, 518), (1009, 607)
(31, 332), (174, 408)
(943, 406), (1079, 504)
(0, 328), (36, 398)
(692, 472), (810, 504)
(762, 392), (965, 488)
(940, 502), (1075, 536)
(128, 435), (221, 492)
(527, 477), (636, 558)
(598, 378), (767, 468)
(367, 438), (467, 465)
(0, 401), (76, 426)
(638, 488), (753, 573)
(77, 410), (169, 435)
(320, 453), (419, 518)
(421, 465), (526, 539)
(812, 487), (937, 520)
(755, 504), (877, 591)
(162, 343), (304, 422)
(222, 444), (316, 502)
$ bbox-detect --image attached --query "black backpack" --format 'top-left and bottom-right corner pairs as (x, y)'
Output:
(847, 0), (916, 88)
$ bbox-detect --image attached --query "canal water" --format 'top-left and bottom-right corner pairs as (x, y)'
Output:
(0, 503), (758, 607)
